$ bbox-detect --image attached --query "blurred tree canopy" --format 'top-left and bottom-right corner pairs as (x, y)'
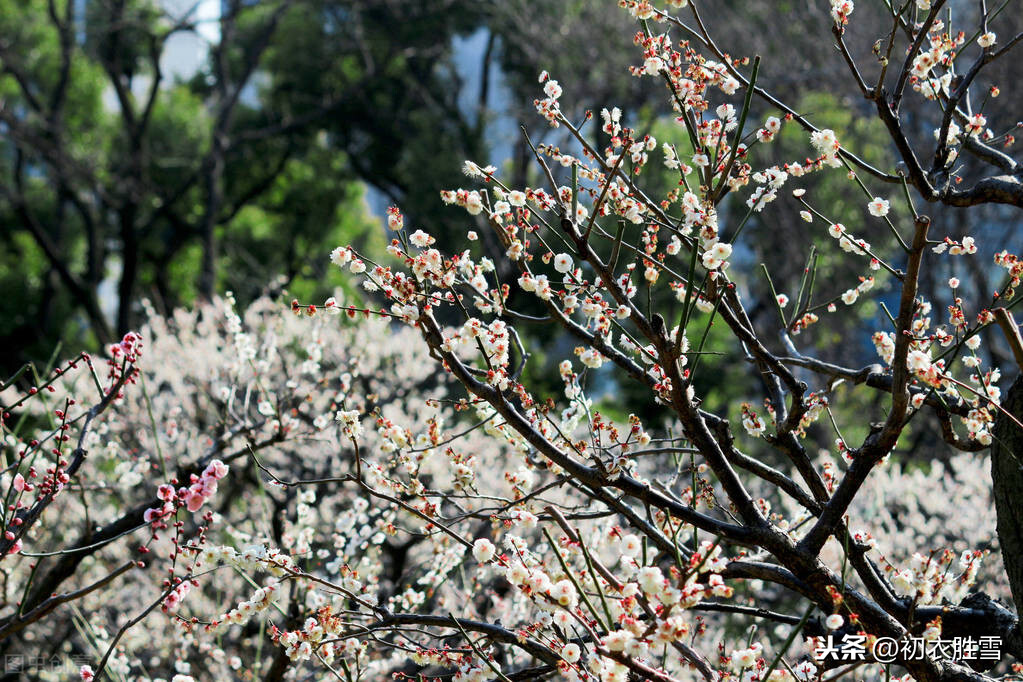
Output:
(4, 0), (1017, 396)
(0, 0), (655, 374)
(0, 0), (382, 370)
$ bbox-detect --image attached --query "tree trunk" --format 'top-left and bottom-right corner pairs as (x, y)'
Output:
(198, 139), (225, 301)
(116, 205), (138, 336)
(992, 374), (1023, 649)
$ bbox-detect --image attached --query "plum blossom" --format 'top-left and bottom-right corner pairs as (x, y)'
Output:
(409, 229), (435, 248)
(701, 241), (732, 270)
(810, 128), (841, 165)
(335, 409), (363, 439)
(386, 206), (404, 231)
(553, 253), (573, 274)
(144, 460), (229, 523)
(830, 0), (853, 24)
(472, 538), (496, 563)
(907, 349), (932, 372)
(867, 197), (890, 217)
(793, 661), (818, 681)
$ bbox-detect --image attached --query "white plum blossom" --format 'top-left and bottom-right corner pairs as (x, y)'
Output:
(907, 349), (932, 372)
(810, 128), (841, 165)
(472, 538), (496, 563)
(794, 661), (819, 681)
(867, 197), (890, 217)
(702, 242), (732, 270)
(553, 253), (574, 274)
(409, 229), (435, 248)
(335, 409), (363, 439)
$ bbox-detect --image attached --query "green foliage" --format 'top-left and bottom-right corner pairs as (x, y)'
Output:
(220, 150), (384, 303)
(261, 0), (489, 228)
(0, 0), (391, 373)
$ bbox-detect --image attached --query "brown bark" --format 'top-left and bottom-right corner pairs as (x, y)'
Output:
(992, 375), (1023, 655)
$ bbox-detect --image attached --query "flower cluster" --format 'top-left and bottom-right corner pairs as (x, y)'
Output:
(144, 460), (229, 523)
